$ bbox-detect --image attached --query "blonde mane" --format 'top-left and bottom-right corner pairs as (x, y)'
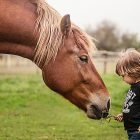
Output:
(33, 0), (95, 67)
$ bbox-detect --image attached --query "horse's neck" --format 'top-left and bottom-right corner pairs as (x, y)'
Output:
(0, 42), (34, 60)
(0, 0), (38, 61)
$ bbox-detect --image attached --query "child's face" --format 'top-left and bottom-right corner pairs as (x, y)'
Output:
(121, 74), (136, 85)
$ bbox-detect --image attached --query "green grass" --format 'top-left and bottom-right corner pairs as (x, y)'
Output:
(0, 74), (129, 140)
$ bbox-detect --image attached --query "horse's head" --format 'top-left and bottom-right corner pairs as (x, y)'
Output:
(41, 15), (110, 119)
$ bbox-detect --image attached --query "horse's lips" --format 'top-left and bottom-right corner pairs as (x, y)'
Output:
(86, 106), (102, 119)
(86, 104), (110, 119)
(87, 112), (102, 120)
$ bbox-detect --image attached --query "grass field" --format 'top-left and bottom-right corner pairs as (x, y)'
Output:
(0, 74), (129, 140)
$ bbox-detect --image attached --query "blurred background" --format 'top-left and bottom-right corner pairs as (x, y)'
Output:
(0, 0), (139, 140)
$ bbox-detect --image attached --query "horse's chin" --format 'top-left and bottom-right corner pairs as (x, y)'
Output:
(86, 110), (102, 120)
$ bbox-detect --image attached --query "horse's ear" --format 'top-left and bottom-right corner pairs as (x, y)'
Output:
(60, 14), (71, 38)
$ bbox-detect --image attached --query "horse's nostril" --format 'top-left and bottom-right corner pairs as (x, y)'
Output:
(90, 104), (102, 118)
(107, 99), (110, 110)
(102, 111), (109, 118)
(88, 104), (109, 119)
(91, 104), (100, 112)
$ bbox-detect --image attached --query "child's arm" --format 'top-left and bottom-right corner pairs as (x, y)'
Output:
(115, 113), (123, 122)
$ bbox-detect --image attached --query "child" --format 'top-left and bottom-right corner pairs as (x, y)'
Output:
(115, 49), (140, 140)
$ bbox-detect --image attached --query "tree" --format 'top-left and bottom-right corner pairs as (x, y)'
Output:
(86, 20), (140, 51)
(86, 20), (120, 51)
(120, 32), (140, 50)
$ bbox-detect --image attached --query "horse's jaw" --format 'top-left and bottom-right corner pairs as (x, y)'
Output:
(61, 91), (110, 120)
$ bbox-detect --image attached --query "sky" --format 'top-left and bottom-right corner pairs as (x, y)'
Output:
(47, 0), (140, 36)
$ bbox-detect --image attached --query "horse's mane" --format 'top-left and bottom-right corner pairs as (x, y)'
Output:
(33, 0), (95, 67)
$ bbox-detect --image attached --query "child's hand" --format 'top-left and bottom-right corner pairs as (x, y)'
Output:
(115, 113), (123, 122)
(138, 126), (140, 133)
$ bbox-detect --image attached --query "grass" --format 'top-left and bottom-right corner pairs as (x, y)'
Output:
(0, 74), (129, 140)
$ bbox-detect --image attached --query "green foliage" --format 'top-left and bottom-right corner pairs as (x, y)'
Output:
(0, 74), (129, 140)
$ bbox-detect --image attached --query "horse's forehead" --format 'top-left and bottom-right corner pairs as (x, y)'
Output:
(72, 46), (79, 53)
(73, 44), (93, 57)
(72, 45), (91, 55)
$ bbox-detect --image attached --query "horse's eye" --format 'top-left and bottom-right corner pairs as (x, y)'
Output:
(79, 55), (88, 63)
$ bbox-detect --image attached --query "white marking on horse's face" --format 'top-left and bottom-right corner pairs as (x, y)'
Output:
(89, 94), (101, 105)
(87, 93), (109, 110)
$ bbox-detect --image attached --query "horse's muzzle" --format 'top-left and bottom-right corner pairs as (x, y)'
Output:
(87, 99), (110, 119)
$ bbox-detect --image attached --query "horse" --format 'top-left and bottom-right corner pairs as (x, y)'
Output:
(0, 0), (110, 119)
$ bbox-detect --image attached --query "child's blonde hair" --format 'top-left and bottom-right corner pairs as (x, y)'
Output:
(116, 48), (140, 78)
